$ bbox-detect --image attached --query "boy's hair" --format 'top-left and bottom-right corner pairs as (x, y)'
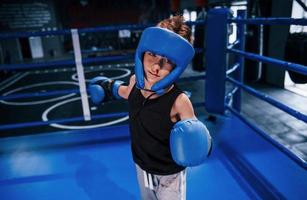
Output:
(157, 15), (192, 44)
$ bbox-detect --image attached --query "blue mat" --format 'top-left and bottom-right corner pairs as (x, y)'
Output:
(0, 114), (306, 200)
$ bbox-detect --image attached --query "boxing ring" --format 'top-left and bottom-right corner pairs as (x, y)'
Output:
(0, 8), (307, 200)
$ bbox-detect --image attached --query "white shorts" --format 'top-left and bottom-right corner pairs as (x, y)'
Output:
(135, 164), (186, 200)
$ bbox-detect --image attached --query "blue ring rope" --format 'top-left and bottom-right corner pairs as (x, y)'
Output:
(0, 54), (134, 71)
(0, 20), (205, 40)
(228, 18), (307, 25)
(226, 76), (307, 123)
(228, 48), (307, 75)
(0, 24), (149, 39)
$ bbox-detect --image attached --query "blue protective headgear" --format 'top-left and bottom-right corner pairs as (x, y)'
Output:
(135, 27), (195, 94)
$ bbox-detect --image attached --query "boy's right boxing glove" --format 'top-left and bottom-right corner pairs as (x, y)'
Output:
(170, 119), (212, 167)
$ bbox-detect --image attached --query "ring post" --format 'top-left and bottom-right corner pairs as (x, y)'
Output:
(233, 10), (247, 112)
(205, 8), (229, 114)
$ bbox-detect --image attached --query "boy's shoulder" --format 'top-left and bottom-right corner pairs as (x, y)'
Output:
(174, 92), (191, 107)
(172, 91), (195, 119)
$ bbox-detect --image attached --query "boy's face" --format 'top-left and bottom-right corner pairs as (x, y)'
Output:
(143, 51), (175, 85)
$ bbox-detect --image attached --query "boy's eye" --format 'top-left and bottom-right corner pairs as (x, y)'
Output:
(147, 52), (156, 57)
(166, 60), (172, 64)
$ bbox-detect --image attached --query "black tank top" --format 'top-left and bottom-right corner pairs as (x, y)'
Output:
(128, 84), (185, 175)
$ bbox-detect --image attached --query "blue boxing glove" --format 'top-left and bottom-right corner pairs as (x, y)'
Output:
(170, 119), (212, 167)
(88, 76), (125, 105)
(88, 76), (108, 104)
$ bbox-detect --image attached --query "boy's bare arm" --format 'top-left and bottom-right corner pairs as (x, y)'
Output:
(118, 75), (136, 99)
(174, 93), (196, 120)
(175, 93), (196, 120)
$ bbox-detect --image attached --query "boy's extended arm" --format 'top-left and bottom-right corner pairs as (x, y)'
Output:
(118, 75), (136, 100)
(88, 75), (135, 104)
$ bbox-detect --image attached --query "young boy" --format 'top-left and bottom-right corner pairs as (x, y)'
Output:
(89, 16), (212, 200)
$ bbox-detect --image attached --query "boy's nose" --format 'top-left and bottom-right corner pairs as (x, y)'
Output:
(151, 63), (161, 73)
